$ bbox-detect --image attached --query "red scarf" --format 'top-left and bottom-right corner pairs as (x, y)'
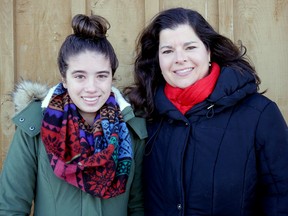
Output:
(164, 62), (220, 114)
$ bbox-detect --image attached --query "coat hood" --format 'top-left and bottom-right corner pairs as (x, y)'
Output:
(12, 80), (49, 115)
(207, 66), (257, 107)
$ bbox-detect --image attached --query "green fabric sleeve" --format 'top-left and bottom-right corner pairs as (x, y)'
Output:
(127, 131), (145, 216)
(0, 128), (39, 215)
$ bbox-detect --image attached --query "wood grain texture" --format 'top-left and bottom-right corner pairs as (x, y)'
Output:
(0, 0), (287, 171)
(218, 0), (234, 40)
(145, 0), (160, 23)
(15, 0), (71, 84)
(234, 0), (288, 117)
(0, 0), (16, 169)
(71, 0), (87, 17)
(89, 0), (146, 88)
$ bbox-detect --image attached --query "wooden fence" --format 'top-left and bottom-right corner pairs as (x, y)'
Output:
(1, 0), (287, 169)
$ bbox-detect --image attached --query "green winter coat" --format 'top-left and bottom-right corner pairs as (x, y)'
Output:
(0, 81), (147, 216)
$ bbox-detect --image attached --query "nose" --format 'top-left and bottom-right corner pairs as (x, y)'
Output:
(175, 50), (187, 64)
(84, 77), (98, 92)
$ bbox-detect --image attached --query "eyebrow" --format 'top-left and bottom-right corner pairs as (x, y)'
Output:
(71, 70), (111, 75)
(159, 41), (196, 50)
(96, 71), (111, 74)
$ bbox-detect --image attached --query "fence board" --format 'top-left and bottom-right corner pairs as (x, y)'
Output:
(15, 0), (71, 84)
(218, 0), (234, 40)
(145, 0), (160, 23)
(0, 0), (287, 171)
(0, 0), (16, 169)
(89, 0), (146, 88)
(160, 0), (219, 30)
(71, 0), (87, 17)
(234, 0), (288, 117)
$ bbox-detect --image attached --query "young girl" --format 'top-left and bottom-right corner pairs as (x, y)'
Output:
(0, 14), (146, 216)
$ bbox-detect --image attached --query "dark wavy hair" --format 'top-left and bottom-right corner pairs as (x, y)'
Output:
(125, 7), (260, 118)
(57, 14), (118, 78)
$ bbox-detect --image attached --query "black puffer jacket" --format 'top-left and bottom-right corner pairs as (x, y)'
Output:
(143, 67), (288, 216)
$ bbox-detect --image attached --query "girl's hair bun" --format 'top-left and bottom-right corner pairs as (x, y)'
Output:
(72, 14), (110, 39)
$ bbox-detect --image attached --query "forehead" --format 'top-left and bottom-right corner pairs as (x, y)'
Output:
(65, 50), (112, 75)
(159, 24), (200, 44)
(68, 50), (107, 62)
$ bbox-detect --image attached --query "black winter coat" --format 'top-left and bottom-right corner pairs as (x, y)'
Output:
(143, 67), (288, 216)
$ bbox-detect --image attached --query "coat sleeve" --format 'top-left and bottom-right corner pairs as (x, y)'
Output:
(127, 132), (145, 216)
(256, 101), (288, 215)
(0, 127), (38, 215)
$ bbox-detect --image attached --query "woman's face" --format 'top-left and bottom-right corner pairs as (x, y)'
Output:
(63, 50), (112, 124)
(158, 24), (211, 89)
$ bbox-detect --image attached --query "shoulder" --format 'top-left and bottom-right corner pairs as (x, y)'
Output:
(219, 66), (256, 86)
(243, 93), (287, 127)
(241, 93), (273, 112)
(13, 100), (44, 137)
(122, 106), (147, 140)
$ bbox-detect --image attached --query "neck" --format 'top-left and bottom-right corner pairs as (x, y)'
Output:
(79, 110), (96, 126)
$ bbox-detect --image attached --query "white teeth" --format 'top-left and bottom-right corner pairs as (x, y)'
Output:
(175, 67), (193, 74)
(83, 97), (98, 101)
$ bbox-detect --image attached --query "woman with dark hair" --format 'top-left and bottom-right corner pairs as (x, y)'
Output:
(0, 14), (146, 216)
(125, 7), (288, 215)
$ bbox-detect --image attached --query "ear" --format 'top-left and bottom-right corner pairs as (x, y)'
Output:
(208, 49), (211, 62)
(62, 78), (67, 89)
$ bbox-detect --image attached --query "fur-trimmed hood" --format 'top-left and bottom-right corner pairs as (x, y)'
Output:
(12, 80), (50, 115)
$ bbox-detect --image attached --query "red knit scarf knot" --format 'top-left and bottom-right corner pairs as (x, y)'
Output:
(164, 62), (220, 114)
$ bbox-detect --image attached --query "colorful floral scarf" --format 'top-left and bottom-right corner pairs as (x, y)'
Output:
(41, 83), (133, 199)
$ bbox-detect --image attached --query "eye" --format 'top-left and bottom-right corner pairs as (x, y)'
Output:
(162, 49), (173, 54)
(75, 74), (85, 79)
(97, 74), (109, 79)
(186, 46), (196, 50)
(96, 72), (110, 80)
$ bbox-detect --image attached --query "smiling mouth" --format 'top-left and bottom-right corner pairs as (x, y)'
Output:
(174, 67), (193, 75)
(82, 97), (99, 102)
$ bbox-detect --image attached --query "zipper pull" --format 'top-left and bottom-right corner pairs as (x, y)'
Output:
(206, 104), (215, 118)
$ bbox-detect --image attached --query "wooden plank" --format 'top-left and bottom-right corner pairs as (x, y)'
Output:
(218, 0), (234, 41)
(0, 0), (16, 170)
(145, 0), (160, 24)
(90, 0), (146, 89)
(160, 0), (219, 31)
(234, 0), (288, 121)
(0, 2), (287, 171)
(15, 0), (71, 84)
(71, 0), (87, 17)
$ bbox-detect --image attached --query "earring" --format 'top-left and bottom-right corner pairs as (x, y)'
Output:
(209, 61), (211, 67)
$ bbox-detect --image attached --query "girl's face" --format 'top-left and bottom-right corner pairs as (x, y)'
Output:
(158, 24), (211, 89)
(63, 50), (112, 124)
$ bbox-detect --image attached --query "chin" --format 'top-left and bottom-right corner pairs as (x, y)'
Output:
(176, 83), (193, 89)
